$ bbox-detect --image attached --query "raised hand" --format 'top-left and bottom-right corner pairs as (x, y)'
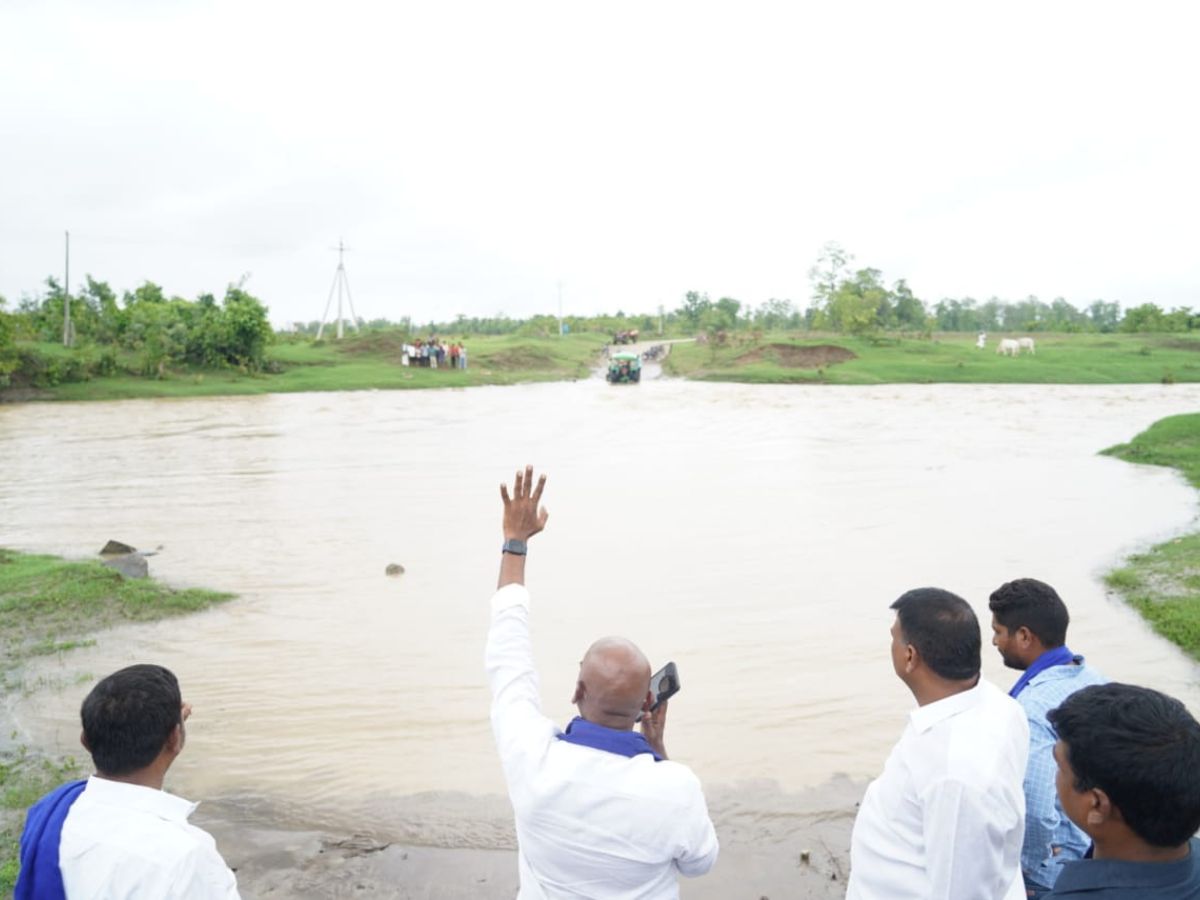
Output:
(501, 465), (549, 541)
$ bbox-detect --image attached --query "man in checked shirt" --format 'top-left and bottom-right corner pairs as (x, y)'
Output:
(989, 578), (1107, 898)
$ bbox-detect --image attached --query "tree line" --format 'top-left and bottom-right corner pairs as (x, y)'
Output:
(0, 277), (273, 387)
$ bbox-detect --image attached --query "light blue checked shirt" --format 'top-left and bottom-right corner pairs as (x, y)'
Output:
(1014, 657), (1106, 889)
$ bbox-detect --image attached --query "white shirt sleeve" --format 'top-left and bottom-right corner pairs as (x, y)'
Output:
(921, 777), (1019, 900)
(168, 841), (241, 899)
(485, 584), (558, 785)
(674, 778), (720, 877)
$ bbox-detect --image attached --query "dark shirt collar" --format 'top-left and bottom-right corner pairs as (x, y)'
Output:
(1052, 838), (1199, 895)
(556, 716), (663, 761)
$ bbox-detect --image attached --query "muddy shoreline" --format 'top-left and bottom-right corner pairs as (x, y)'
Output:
(196, 777), (861, 899)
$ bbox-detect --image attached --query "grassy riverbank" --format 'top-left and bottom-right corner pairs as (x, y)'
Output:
(8, 330), (1200, 402)
(2, 332), (608, 402)
(664, 332), (1200, 384)
(1103, 415), (1200, 660)
(0, 548), (234, 892)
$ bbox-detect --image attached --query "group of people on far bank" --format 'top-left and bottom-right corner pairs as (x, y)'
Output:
(14, 465), (1200, 899)
(401, 338), (467, 369)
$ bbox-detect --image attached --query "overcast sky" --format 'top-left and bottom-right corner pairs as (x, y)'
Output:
(2, 1), (1198, 326)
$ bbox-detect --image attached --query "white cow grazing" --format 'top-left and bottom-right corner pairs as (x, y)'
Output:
(976, 332), (987, 349)
(1018, 337), (1036, 354)
(997, 338), (1020, 357)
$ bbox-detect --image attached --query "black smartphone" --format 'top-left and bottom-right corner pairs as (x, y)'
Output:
(649, 661), (680, 712)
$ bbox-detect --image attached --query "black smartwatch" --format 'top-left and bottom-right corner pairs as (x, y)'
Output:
(501, 538), (528, 556)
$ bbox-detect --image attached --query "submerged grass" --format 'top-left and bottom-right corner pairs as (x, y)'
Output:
(1103, 414), (1200, 660)
(0, 548), (234, 891)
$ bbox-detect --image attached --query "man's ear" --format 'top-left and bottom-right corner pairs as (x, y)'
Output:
(904, 644), (919, 675)
(1016, 625), (1035, 648)
(166, 722), (185, 756)
(571, 681), (584, 705)
(643, 690), (654, 712)
(1087, 787), (1114, 827)
(79, 729), (91, 754)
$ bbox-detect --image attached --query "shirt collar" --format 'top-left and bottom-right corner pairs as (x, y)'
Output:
(1027, 655), (1086, 686)
(1054, 839), (1198, 892)
(557, 717), (663, 761)
(909, 679), (988, 734)
(84, 775), (197, 822)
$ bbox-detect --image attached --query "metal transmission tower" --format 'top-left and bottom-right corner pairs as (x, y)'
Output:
(316, 240), (361, 340)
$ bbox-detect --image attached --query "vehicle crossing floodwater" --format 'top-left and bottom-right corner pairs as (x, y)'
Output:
(1, 380), (1198, 842)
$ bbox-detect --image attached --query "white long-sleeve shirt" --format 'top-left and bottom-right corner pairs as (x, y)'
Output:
(485, 583), (719, 899)
(847, 679), (1029, 900)
(60, 775), (240, 900)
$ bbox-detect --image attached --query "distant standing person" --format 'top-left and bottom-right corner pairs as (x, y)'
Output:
(1045, 683), (1200, 898)
(847, 588), (1029, 900)
(989, 578), (1107, 897)
(460, 343), (468, 370)
(16, 664), (240, 899)
(485, 466), (718, 897)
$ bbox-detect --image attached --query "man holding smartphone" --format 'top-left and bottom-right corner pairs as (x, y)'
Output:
(485, 466), (719, 898)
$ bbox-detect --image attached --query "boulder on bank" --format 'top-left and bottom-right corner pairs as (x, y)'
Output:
(99, 540), (137, 556)
(102, 553), (149, 579)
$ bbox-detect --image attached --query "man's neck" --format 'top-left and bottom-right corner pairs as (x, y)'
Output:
(1093, 832), (1192, 865)
(912, 674), (980, 707)
(94, 768), (165, 791)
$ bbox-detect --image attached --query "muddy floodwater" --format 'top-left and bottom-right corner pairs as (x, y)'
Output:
(2, 379), (1200, 846)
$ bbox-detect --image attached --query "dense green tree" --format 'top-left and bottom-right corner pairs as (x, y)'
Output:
(1087, 300), (1121, 333)
(892, 280), (928, 330)
(1120, 302), (1166, 333)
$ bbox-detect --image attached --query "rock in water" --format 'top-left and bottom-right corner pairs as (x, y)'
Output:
(100, 540), (137, 556)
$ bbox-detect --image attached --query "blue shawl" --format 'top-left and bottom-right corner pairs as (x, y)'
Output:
(14, 778), (87, 900)
(1009, 645), (1077, 698)
(557, 717), (663, 761)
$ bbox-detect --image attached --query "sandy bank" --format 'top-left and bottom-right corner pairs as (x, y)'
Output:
(198, 777), (862, 899)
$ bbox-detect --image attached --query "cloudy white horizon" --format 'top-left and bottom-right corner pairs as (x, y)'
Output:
(2, 1), (1198, 327)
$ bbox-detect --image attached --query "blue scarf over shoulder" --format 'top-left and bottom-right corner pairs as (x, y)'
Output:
(14, 779), (87, 900)
(557, 717), (663, 761)
(1009, 645), (1077, 698)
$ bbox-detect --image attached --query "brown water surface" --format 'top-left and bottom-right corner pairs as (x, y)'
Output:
(2, 381), (1198, 843)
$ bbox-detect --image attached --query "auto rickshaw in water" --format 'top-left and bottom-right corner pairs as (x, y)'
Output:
(606, 351), (641, 384)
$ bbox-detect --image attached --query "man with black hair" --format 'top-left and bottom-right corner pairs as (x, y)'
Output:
(989, 577), (1107, 897)
(847, 587), (1029, 900)
(15, 664), (239, 899)
(1046, 682), (1200, 898)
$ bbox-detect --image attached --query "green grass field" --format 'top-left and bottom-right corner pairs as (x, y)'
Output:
(9, 330), (1200, 402)
(10, 332), (609, 402)
(1103, 414), (1200, 660)
(664, 332), (1200, 384)
(0, 548), (235, 893)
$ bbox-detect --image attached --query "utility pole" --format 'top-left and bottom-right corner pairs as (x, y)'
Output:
(316, 240), (361, 340)
(63, 230), (72, 347)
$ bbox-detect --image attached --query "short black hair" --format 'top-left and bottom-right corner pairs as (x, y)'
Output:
(890, 588), (981, 681)
(988, 578), (1069, 647)
(1048, 683), (1200, 847)
(80, 664), (182, 776)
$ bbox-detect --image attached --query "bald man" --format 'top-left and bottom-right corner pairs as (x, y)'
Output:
(485, 466), (719, 899)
